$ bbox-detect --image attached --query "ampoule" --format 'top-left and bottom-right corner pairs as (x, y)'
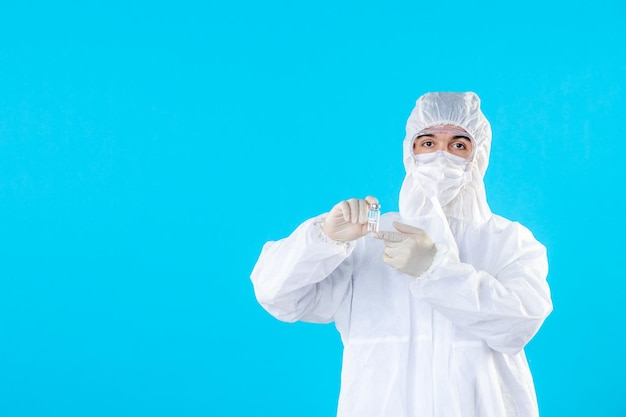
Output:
(367, 203), (381, 233)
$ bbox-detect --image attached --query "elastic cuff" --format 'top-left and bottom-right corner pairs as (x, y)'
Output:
(416, 242), (449, 279)
(315, 216), (354, 252)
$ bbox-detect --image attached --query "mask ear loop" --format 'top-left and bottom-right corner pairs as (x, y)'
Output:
(409, 134), (420, 165)
(460, 135), (477, 186)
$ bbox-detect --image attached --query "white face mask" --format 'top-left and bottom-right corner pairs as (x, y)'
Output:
(410, 151), (471, 206)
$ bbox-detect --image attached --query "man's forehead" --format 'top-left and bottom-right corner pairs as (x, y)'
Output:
(417, 124), (471, 138)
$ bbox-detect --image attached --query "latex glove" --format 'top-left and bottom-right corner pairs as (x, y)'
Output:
(322, 196), (379, 243)
(373, 221), (437, 277)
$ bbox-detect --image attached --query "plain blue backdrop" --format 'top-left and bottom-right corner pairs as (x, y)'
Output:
(1, 0), (624, 416)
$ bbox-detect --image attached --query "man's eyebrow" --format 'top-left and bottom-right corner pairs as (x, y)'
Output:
(416, 134), (472, 141)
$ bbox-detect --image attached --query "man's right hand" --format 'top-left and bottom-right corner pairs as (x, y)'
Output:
(322, 196), (379, 243)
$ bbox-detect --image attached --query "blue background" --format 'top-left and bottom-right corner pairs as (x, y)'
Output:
(1, 0), (624, 416)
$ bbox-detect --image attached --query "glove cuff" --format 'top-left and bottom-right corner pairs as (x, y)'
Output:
(413, 242), (448, 278)
(316, 216), (355, 254)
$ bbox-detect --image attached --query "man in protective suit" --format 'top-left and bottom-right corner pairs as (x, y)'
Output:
(251, 92), (553, 417)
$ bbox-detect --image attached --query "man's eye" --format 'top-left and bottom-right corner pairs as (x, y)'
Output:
(423, 141), (434, 147)
(452, 143), (465, 149)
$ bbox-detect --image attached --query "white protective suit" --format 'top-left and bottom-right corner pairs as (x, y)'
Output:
(251, 92), (553, 417)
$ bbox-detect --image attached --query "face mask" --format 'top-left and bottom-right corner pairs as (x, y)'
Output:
(410, 151), (471, 206)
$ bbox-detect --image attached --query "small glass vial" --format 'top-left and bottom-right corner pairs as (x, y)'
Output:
(367, 203), (380, 233)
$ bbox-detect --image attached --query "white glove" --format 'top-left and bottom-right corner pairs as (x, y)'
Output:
(374, 221), (437, 277)
(322, 196), (379, 243)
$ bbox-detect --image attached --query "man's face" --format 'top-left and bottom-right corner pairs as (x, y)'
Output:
(412, 124), (473, 160)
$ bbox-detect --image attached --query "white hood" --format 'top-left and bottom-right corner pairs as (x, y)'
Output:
(400, 92), (493, 225)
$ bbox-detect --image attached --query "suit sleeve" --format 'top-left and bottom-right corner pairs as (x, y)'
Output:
(250, 215), (355, 324)
(410, 221), (553, 355)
